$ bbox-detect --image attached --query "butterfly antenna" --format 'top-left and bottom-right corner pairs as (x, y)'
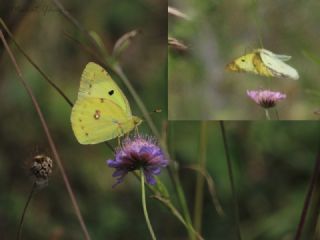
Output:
(138, 108), (162, 122)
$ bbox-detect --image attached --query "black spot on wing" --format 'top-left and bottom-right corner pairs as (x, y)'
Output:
(108, 90), (114, 96)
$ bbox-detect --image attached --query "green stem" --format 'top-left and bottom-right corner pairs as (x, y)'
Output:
(219, 121), (242, 240)
(193, 122), (207, 234)
(140, 169), (157, 240)
(265, 109), (271, 120)
(17, 183), (36, 240)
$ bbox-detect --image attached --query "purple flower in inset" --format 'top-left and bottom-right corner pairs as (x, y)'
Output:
(107, 136), (168, 187)
(247, 90), (286, 108)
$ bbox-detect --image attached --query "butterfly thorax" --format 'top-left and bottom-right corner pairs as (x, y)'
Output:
(252, 51), (274, 77)
(133, 116), (142, 126)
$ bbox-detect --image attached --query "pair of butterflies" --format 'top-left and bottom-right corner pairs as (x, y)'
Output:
(71, 62), (141, 144)
(226, 48), (299, 80)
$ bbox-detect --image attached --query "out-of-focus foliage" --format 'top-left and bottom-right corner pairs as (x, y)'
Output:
(0, 0), (166, 239)
(168, 0), (320, 120)
(168, 121), (320, 240)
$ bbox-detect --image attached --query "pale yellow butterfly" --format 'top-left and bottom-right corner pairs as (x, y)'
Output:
(226, 48), (299, 80)
(71, 62), (142, 144)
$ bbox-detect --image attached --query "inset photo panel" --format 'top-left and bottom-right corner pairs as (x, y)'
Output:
(168, 0), (320, 120)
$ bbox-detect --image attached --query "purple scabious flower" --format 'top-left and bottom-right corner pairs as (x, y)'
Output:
(107, 136), (168, 187)
(247, 90), (286, 108)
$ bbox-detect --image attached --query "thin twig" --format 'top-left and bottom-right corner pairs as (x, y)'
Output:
(294, 150), (320, 240)
(219, 121), (242, 240)
(17, 183), (36, 240)
(0, 29), (91, 240)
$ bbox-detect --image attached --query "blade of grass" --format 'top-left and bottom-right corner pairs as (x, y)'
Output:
(0, 29), (91, 240)
(193, 121), (207, 234)
(219, 121), (242, 240)
(294, 150), (320, 240)
(186, 165), (225, 217)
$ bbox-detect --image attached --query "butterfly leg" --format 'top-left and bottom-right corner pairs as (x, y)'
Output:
(134, 125), (140, 137)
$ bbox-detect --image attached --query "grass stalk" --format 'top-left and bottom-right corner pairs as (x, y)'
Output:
(294, 150), (320, 240)
(219, 121), (242, 240)
(193, 122), (207, 234)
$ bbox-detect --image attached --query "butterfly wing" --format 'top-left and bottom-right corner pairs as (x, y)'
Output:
(78, 62), (132, 115)
(259, 49), (299, 80)
(259, 49), (292, 61)
(71, 98), (139, 144)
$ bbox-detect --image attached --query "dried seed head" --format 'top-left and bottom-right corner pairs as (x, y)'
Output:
(30, 154), (53, 187)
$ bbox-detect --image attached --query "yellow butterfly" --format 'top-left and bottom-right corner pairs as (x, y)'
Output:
(226, 48), (299, 80)
(71, 62), (142, 144)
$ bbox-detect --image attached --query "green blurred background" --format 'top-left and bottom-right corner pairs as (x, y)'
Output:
(168, 0), (320, 120)
(168, 121), (320, 240)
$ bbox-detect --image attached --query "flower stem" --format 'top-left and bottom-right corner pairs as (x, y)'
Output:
(17, 183), (36, 240)
(140, 169), (157, 240)
(264, 109), (271, 120)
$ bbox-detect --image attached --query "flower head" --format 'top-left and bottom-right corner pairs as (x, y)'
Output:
(107, 136), (168, 187)
(30, 154), (53, 187)
(247, 90), (286, 108)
